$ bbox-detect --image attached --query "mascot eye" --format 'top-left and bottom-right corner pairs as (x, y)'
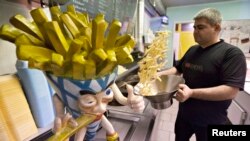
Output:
(103, 88), (113, 99)
(102, 88), (114, 103)
(79, 95), (97, 107)
(105, 88), (112, 95)
(87, 101), (94, 104)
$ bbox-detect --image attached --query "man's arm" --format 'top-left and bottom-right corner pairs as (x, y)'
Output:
(176, 84), (239, 102)
(157, 67), (181, 76)
(191, 85), (239, 101)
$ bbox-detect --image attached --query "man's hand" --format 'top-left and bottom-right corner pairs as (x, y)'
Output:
(126, 84), (145, 112)
(175, 84), (193, 102)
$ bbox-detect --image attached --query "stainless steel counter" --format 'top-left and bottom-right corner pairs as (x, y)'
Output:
(95, 100), (157, 141)
(228, 90), (250, 125)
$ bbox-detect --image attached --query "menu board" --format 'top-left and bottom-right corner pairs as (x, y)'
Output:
(63, 0), (138, 34)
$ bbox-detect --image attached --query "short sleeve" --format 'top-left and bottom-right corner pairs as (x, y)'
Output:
(220, 48), (247, 90)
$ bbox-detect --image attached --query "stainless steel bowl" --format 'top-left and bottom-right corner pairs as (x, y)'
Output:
(136, 75), (185, 109)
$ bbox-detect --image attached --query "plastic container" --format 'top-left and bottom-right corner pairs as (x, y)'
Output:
(16, 60), (55, 128)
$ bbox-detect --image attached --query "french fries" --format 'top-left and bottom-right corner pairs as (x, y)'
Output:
(0, 4), (136, 80)
(137, 31), (169, 95)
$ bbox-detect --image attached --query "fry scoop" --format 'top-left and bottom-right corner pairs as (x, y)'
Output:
(134, 75), (185, 110)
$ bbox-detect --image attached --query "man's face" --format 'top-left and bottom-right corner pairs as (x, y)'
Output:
(193, 18), (220, 47)
(78, 87), (114, 115)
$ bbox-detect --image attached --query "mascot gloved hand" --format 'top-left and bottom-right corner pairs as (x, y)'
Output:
(126, 84), (145, 112)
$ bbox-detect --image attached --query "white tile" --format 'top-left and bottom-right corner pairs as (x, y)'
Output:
(150, 130), (170, 141)
(151, 99), (197, 141)
(169, 132), (175, 141)
(170, 114), (177, 122)
(158, 120), (175, 132)
(162, 108), (178, 115)
(172, 99), (179, 108)
(150, 98), (182, 141)
(169, 133), (197, 141)
(159, 112), (172, 121)
(159, 108), (170, 113)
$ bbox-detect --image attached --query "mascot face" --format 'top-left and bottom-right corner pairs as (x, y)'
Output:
(78, 86), (114, 115)
(46, 68), (118, 117)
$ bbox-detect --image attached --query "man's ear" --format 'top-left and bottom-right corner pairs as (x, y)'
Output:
(214, 23), (221, 32)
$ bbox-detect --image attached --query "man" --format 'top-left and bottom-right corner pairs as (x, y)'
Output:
(158, 8), (247, 141)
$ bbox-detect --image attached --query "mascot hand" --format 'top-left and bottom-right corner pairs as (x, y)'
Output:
(126, 84), (145, 112)
(53, 113), (78, 134)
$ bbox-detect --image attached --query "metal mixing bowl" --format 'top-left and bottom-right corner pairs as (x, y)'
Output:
(136, 75), (185, 109)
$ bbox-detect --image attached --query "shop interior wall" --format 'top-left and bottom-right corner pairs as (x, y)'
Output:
(0, 0), (32, 75)
(166, 0), (250, 65)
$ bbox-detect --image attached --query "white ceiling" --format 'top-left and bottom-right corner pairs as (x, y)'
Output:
(161, 0), (238, 7)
